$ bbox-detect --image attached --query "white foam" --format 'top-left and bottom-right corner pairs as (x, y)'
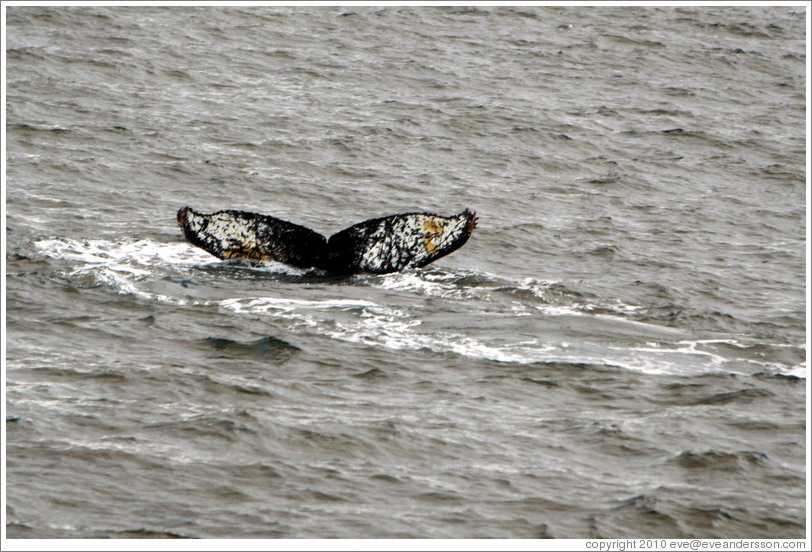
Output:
(34, 237), (216, 304)
(33, 238), (804, 379)
(220, 296), (377, 316)
(784, 362), (807, 379)
(376, 270), (485, 301)
(534, 304), (585, 317)
(36, 237), (217, 268)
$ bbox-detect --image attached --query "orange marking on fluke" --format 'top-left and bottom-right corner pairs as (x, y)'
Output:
(422, 218), (445, 236)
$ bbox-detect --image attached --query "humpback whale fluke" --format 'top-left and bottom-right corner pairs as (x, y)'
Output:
(177, 206), (477, 275)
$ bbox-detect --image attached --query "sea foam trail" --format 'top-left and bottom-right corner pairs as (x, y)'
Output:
(33, 238), (806, 379)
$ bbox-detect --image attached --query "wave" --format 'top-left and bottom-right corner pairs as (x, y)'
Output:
(33, 237), (806, 379)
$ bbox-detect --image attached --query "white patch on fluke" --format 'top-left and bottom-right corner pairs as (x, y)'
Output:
(356, 212), (471, 273)
(182, 210), (262, 259)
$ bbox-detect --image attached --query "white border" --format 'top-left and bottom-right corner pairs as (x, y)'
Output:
(2, 1), (809, 549)
(1, 1), (811, 7)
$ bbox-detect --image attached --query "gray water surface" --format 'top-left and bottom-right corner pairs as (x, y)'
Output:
(5, 6), (807, 538)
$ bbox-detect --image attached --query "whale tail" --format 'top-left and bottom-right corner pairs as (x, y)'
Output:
(177, 207), (477, 274)
(176, 207), (327, 269)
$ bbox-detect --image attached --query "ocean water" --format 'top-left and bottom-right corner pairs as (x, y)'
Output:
(4, 5), (807, 539)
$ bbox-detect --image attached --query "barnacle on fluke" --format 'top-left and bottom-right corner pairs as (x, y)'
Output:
(177, 207), (477, 275)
